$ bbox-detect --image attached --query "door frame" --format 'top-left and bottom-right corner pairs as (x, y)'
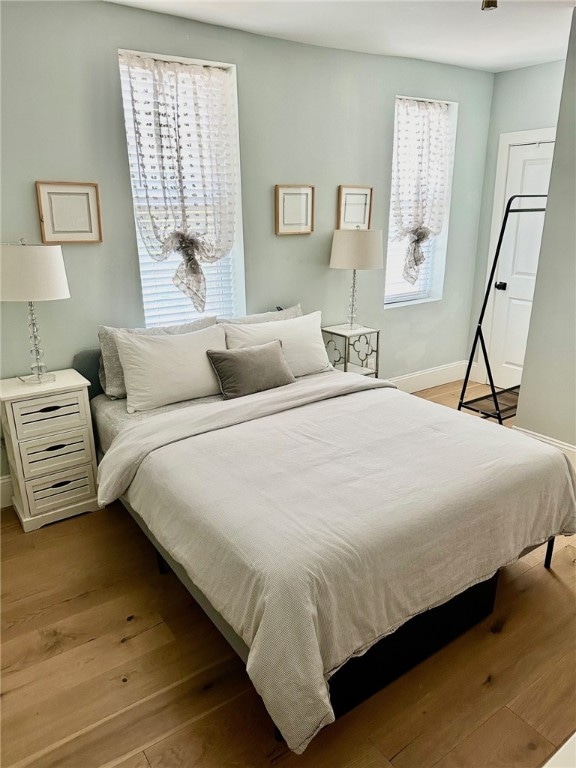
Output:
(477, 127), (556, 385)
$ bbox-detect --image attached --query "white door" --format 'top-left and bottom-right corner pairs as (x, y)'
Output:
(489, 141), (554, 389)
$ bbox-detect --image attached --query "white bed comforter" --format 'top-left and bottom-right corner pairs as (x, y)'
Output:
(97, 373), (576, 753)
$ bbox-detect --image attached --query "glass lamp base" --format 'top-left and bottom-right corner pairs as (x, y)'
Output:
(18, 373), (57, 385)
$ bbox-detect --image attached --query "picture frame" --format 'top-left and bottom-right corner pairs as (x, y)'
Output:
(275, 185), (315, 235)
(337, 185), (373, 230)
(36, 181), (103, 244)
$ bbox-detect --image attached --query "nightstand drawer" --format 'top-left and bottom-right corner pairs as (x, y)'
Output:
(19, 428), (93, 479)
(25, 465), (96, 517)
(12, 391), (87, 439)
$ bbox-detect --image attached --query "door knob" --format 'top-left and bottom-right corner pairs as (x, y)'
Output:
(495, 281), (508, 291)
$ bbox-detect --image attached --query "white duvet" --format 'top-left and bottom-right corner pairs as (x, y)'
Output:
(97, 372), (576, 753)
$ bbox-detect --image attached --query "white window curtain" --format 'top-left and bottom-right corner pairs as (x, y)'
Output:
(389, 98), (450, 285)
(119, 52), (239, 313)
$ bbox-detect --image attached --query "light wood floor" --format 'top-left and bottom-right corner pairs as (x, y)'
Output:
(2, 380), (575, 768)
(412, 380), (515, 424)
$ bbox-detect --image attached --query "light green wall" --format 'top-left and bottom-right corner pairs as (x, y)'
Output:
(516, 11), (576, 445)
(1, 1), (496, 475)
(1, 1), (493, 376)
(468, 60), (565, 345)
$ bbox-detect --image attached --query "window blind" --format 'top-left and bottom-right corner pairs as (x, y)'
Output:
(136, 234), (237, 326)
(119, 51), (243, 327)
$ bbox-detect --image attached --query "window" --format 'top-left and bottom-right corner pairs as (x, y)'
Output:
(119, 50), (245, 327)
(384, 97), (457, 306)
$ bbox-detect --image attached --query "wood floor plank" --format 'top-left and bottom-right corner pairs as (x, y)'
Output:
(430, 707), (555, 768)
(413, 382), (489, 403)
(508, 649), (576, 747)
(432, 383), (488, 402)
(2, 580), (192, 674)
(1, 515), (39, 560)
(2, 628), (236, 765)
(109, 753), (151, 768)
(1, 506), (28, 537)
(144, 688), (283, 768)
(501, 556), (532, 582)
(496, 544), (576, 626)
(0, 512), (171, 643)
(279, 720), (393, 768)
(518, 533), (576, 569)
(3, 618), (174, 718)
(553, 533), (576, 552)
(15, 657), (250, 768)
(2, 532), (151, 606)
(412, 380), (484, 398)
(1, 504), (133, 567)
(1, 505), (20, 528)
(412, 381), (467, 399)
(1, 565), (171, 644)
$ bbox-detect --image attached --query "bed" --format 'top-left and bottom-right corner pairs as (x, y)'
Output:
(76, 330), (576, 755)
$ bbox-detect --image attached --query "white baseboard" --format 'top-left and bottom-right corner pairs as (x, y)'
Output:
(390, 361), (482, 394)
(512, 426), (576, 467)
(542, 734), (576, 768)
(1, 475), (13, 510)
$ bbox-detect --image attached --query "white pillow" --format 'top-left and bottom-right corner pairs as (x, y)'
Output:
(223, 311), (331, 377)
(116, 325), (227, 413)
(98, 316), (217, 399)
(221, 304), (302, 325)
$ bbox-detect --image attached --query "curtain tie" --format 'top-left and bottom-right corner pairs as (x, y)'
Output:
(162, 231), (214, 313)
(403, 226), (431, 285)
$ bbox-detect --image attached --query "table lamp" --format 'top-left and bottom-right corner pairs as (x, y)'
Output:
(330, 229), (383, 328)
(1, 242), (70, 384)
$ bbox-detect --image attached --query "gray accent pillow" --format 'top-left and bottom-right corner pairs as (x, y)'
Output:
(206, 340), (296, 400)
(98, 316), (217, 399)
(220, 304), (302, 325)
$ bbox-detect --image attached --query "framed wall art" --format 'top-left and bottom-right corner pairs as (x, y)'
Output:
(36, 181), (103, 244)
(275, 185), (315, 235)
(337, 185), (373, 230)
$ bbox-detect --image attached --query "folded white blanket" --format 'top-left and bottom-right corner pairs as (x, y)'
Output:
(97, 372), (576, 753)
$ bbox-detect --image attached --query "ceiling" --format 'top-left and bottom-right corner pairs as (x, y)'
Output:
(107, 0), (575, 72)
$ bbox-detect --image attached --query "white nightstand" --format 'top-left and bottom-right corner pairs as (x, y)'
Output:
(322, 324), (380, 377)
(0, 369), (99, 532)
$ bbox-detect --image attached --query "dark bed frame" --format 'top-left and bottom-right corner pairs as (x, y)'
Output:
(73, 349), (555, 737)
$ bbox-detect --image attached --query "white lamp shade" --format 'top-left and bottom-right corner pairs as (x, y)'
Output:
(0, 244), (70, 302)
(330, 229), (384, 270)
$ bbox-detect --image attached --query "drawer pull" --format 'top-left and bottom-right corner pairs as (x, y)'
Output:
(46, 444), (67, 452)
(39, 405), (62, 413)
(52, 480), (72, 489)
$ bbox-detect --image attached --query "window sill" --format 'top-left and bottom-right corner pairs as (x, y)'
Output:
(384, 296), (442, 310)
